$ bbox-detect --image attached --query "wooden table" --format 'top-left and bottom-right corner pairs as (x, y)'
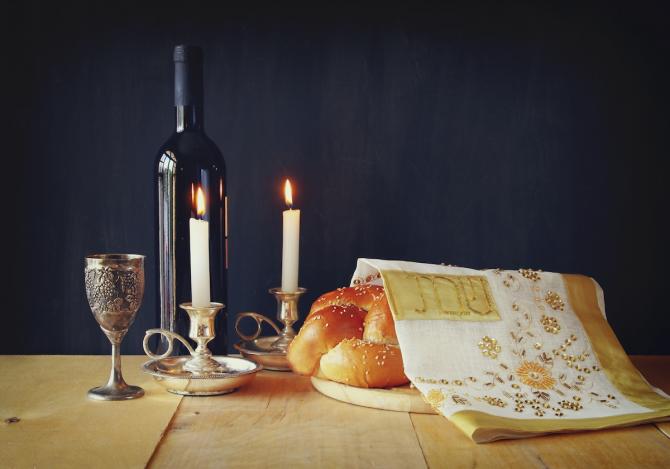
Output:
(1, 355), (669, 468)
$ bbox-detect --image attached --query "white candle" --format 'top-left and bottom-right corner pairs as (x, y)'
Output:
(190, 186), (211, 307)
(281, 179), (300, 292)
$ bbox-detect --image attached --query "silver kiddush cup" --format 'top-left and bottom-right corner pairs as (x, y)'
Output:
(84, 254), (146, 400)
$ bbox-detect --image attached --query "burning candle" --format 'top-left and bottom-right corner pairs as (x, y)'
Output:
(190, 185), (211, 307)
(281, 179), (300, 292)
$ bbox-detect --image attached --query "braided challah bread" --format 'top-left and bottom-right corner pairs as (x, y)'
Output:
(287, 285), (408, 388)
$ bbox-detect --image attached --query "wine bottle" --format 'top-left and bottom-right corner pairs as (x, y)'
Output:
(155, 45), (227, 354)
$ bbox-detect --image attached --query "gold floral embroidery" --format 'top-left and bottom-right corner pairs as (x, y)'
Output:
(452, 394), (470, 405)
(512, 395), (555, 417)
(480, 395), (507, 408)
(559, 396), (583, 411)
(425, 389), (446, 408)
(352, 272), (381, 285)
(544, 291), (565, 311)
(478, 336), (501, 359)
(551, 334), (593, 372)
(519, 268), (542, 282)
(416, 352), (617, 418)
(515, 361), (556, 390)
(540, 315), (561, 334)
(413, 270), (622, 419)
(502, 274), (520, 290)
(538, 352), (553, 364)
(416, 376), (478, 385)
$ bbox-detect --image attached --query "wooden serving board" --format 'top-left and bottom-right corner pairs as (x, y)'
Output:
(311, 377), (438, 414)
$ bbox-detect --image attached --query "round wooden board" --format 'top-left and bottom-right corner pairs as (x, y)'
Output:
(310, 377), (437, 414)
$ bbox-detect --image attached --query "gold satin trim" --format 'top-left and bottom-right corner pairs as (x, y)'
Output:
(563, 274), (670, 411)
(450, 409), (670, 443)
(445, 274), (670, 443)
(380, 270), (500, 321)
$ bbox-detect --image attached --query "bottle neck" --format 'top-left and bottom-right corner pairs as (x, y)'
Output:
(174, 56), (204, 132)
(176, 105), (203, 132)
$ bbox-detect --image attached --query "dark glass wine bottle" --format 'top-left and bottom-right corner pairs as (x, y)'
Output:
(155, 45), (227, 354)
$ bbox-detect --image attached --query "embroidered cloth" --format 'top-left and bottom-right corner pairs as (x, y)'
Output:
(350, 259), (670, 443)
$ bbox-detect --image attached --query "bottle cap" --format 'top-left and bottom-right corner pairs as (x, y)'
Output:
(173, 45), (203, 63)
(173, 45), (204, 107)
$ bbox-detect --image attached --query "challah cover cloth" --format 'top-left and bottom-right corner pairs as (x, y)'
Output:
(350, 259), (670, 443)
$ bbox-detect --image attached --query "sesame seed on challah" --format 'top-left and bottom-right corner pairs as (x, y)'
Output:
(287, 285), (408, 388)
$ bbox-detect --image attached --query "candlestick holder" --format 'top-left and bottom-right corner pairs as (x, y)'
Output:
(142, 302), (261, 395)
(234, 287), (306, 371)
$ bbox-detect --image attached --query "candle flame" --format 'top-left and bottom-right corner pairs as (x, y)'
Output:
(284, 179), (293, 208)
(196, 186), (206, 217)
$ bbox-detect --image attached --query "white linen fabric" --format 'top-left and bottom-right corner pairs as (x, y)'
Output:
(350, 259), (652, 421)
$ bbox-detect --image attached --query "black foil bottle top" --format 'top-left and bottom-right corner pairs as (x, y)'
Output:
(174, 45), (203, 107)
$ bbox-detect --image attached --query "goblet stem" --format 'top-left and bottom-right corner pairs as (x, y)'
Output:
(106, 338), (128, 389)
(87, 329), (144, 401)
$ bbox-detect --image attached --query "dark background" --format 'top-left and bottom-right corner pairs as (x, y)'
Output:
(3, 2), (668, 355)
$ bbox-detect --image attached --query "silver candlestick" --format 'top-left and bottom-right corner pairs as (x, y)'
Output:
(144, 302), (227, 374)
(142, 301), (262, 396)
(234, 287), (306, 370)
(268, 288), (306, 352)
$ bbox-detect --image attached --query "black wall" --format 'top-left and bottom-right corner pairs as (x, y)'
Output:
(4, 3), (668, 355)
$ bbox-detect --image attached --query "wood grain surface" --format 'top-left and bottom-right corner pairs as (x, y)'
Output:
(148, 371), (427, 468)
(0, 356), (181, 469)
(149, 356), (670, 469)
(1, 355), (668, 468)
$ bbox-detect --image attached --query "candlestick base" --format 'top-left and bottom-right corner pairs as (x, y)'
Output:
(142, 301), (263, 396)
(234, 287), (306, 371)
(143, 302), (229, 374)
(269, 287), (306, 353)
(180, 302), (228, 374)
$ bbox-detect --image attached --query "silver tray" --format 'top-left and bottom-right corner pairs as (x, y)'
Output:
(234, 336), (291, 371)
(143, 355), (262, 396)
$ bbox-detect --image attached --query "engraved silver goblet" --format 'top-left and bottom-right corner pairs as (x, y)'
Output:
(84, 254), (145, 400)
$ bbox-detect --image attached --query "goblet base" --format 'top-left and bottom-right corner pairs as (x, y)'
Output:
(88, 384), (145, 401)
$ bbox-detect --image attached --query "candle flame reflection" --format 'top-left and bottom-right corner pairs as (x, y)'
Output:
(196, 186), (206, 217)
(284, 179), (293, 209)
